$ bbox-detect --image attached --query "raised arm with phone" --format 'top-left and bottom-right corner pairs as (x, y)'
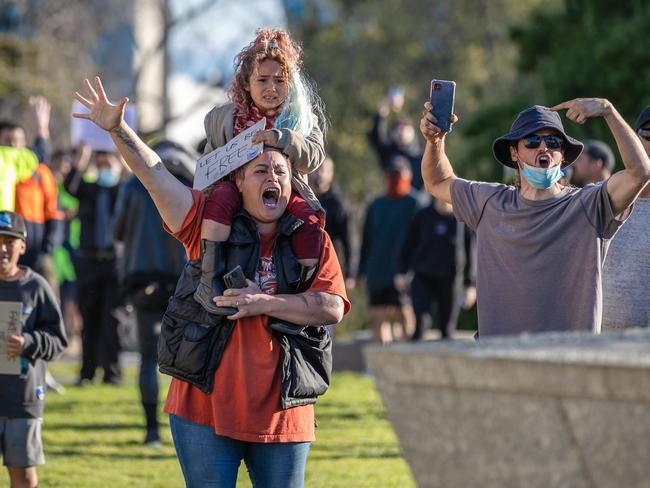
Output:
(418, 81), (650, 338)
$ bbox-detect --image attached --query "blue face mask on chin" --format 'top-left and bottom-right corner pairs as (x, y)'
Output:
(520, 160), (564, 190)
(96, 168), (120, 188)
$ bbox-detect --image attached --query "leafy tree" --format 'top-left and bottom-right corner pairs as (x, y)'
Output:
(466, 0), (650, 177)
(286, 0), (553, 203)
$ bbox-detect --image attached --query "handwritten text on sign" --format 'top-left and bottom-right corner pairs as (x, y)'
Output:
(193, 118), (266, 191)
(0, 301), (22, 375)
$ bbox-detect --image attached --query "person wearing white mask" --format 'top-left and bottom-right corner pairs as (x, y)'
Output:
(419, 97), (650, 337)
(64, 149), (123, 385)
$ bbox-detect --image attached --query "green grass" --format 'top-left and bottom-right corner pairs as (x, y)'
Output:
(32, 364), (414, 487)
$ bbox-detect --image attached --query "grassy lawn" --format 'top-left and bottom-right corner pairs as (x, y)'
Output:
(31, 364), (414, 487)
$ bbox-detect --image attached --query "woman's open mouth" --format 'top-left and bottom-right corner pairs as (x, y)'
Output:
(262, 187), (280, 208)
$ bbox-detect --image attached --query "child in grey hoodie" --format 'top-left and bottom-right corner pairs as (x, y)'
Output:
(0, 210), (67, 488)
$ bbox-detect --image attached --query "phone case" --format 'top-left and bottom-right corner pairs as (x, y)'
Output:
(223, 265), (248, 289)
(430, 80), (456, 133)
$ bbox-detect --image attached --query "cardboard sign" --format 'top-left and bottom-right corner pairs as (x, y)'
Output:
(193, 118), (265, 191)
(0, 302), (22, 375)
(70, 100), (138, 152)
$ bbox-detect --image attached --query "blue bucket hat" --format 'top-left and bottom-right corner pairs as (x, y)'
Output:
(634, 106), (650, 131)
(492, 105), (584, 169)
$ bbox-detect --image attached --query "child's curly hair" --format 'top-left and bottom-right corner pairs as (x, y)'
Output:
(230, 28), (302, 114)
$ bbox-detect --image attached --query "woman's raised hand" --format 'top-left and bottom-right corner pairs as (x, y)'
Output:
(72, 76), (128, 132)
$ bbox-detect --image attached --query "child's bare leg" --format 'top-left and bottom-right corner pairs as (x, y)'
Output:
(201, 220), (231, 242)
(368, 306), (393, 344)
(8, 466), (38, 488)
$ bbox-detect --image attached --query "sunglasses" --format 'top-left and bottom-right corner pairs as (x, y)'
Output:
(637, 128), (650, 141)
(522, 135), (564, 150)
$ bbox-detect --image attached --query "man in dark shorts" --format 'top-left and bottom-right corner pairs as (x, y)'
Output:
(359, 157), (427, 343)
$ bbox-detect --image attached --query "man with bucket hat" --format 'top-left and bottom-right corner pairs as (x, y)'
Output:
(419, 97), (650, 337)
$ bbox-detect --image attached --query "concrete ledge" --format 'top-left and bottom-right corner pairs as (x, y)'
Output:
(365, 328), (650, 488)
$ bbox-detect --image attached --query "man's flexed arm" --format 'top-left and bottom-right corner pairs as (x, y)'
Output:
(552, 98), (650, 215)
(72, 77), (192, 232)
(419, 101), (458, 204)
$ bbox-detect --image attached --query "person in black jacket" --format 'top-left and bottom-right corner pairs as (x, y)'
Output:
(398, 198), (476, 339)
(64, 149), (123, 385)
(113, 140), (194, 446)
(309, 156), (356, 286)
(368, 87), (424, 190)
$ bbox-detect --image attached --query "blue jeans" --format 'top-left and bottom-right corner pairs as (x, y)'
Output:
(169, 414), (310, 488)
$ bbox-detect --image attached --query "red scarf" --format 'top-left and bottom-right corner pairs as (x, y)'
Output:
(233, 104), (280, 136)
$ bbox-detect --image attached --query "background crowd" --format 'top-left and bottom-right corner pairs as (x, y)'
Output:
(0, 1), (649, 486)
(3, 85), (647, 367)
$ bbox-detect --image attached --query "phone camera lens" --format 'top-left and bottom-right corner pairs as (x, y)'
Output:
(434, 83), (442, 91)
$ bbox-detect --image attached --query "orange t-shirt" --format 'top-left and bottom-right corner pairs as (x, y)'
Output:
(163, 190), (350, 443)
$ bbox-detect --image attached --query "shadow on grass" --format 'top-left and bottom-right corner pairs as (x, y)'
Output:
(47, 447), (177, 461)
(310, 442), (402, 460)
(45, 422), (144, 431)
(316, 408), (386, 422)
(46, 399), (139, 412)
(45, 437), (147, 448)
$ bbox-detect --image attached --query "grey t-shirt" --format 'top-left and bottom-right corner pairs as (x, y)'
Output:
(451, 179), (629, 337)
(602, 198), (650, 329)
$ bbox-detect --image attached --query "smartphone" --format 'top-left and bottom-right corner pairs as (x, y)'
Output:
(223, 265), (248, 289)
(429, 79), (456, 133)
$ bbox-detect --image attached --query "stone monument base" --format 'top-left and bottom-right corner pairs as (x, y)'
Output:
(365, 329), (650, 488)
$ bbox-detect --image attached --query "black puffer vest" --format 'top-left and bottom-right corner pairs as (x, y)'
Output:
(157, 210), (332, 409)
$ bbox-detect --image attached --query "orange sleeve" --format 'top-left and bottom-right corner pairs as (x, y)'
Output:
(38, 164), (64, 221)
(308, 233), (351, 315)
(163, 189), (206, 260)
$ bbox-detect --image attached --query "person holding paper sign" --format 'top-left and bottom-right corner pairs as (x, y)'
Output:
(195, 28), (327, 315)
(0, 210), (67, 488)
(71, 76), (348, 488)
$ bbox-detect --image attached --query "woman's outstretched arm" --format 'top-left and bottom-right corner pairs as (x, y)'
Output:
(72, 76), (193, 232)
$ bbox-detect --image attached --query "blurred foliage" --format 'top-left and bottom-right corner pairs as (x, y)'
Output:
(506, 0), (650, 169)
(0, 0), (126, 147)
(464, 0), (650, 177)
(290, 0), (554, 204)
(289, 0), (650, 337)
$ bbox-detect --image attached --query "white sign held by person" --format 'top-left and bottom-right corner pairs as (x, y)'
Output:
(193, 118), (265, 191)
(71, 100), (138, 152)
(0, 302), (22, 375)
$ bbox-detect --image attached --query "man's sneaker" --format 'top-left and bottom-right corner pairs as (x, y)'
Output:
(102, 376), (123, 386)
(144, 429), (162, 447)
